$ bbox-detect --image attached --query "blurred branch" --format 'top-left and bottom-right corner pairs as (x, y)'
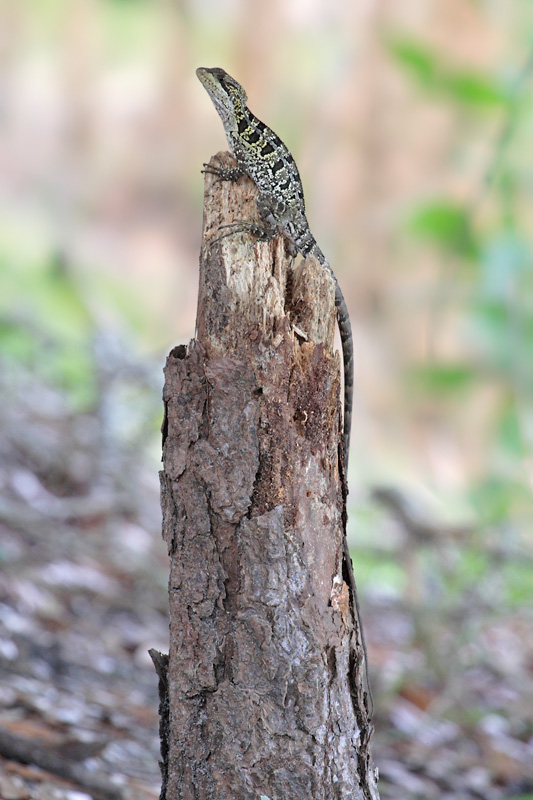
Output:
(370, 485), (533, 564)
(371, 485), (473, 544)
(0, 727), (120, 800)
(0, 492), (132, 530)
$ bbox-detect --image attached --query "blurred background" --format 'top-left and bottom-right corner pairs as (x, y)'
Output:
(1, 1), (532, 798)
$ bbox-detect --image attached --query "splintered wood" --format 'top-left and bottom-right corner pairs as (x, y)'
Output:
(158, 152), (379, 800)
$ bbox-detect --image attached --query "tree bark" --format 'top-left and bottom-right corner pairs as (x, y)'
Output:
(158, 152), (380, 800)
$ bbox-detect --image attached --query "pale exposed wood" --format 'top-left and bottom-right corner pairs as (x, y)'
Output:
(159, 152), (379, 800)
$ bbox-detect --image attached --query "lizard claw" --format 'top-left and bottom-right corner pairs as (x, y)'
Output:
(209, 221), (274, 248)
(201, 158), (245, 183)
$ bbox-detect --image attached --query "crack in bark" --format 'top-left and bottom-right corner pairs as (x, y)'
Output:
(158, 152), (380, 800)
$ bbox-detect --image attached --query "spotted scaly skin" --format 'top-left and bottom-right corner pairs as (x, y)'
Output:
(196, 66), (353, 466)
(197, 67), (372, 716)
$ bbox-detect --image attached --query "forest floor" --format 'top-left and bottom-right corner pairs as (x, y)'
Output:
(0, 360), (532, 800)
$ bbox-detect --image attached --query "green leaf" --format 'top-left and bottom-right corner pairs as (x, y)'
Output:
(443, 72), (507, 107)
(387, 36), (507, 109)
(387, 38), (438, 85)
(408, 201), (477, 256)
(408, 363), (475, 395)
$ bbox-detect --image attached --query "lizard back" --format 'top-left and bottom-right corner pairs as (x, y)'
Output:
(196, 66), (353, 464)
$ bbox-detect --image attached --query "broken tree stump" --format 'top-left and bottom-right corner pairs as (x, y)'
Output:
(158, 151), (379, 800)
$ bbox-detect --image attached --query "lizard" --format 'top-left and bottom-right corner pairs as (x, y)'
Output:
(196, 67), (372, 716)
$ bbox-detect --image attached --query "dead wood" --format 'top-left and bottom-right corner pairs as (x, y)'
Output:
(158, 151), (379, 800)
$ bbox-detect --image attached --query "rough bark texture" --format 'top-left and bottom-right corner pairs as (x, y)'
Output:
(159, 152), (380, 800)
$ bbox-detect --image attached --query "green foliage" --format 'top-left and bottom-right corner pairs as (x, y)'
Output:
(102, 0), (162, 61)
(383, 36), (533, 641)
(452, 547), (489, 585)
(0, 249), (97, 406)
(387, 39), (437, 84)
(468, 476), (533, 527)
(408, 201), (478, 257)
(444, 72), (508, 107)
(408, 363), (475, 395)
(32, 0), (161, 62)
(0, 240), (159, 414)
(504, 560), (533, 606)
(387, 37), (508, 107)
(352, 549), (408, 595)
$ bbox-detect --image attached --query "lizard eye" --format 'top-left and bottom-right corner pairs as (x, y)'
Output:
(223, 75), (247, 104)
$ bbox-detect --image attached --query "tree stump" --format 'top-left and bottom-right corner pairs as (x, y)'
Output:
(158, 152), (380, 800)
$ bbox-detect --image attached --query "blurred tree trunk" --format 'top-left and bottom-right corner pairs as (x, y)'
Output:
(157, 152), (379, 800)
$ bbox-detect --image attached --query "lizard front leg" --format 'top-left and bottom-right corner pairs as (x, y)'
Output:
(201, 155), (245, 183)
(208, 186), (280, 248)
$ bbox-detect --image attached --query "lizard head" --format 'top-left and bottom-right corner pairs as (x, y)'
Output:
(196, 67), (248, 133)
